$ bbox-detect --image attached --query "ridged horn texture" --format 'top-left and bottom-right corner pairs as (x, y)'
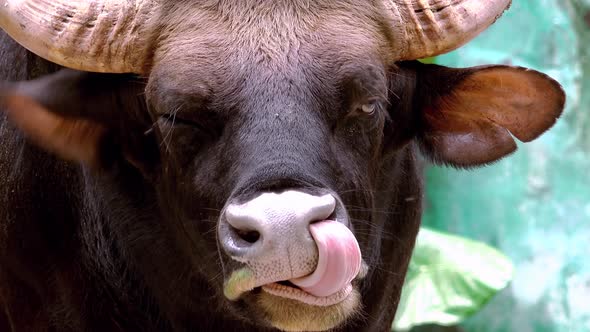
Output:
(382, 0), (512, 60)
(0, 0), (157, 73)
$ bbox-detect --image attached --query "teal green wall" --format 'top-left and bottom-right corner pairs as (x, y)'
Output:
(424, 0), (590, 331)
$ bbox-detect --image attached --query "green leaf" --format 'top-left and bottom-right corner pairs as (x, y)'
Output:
(418, 57), (437, 64)
(392, 228), (514, 331)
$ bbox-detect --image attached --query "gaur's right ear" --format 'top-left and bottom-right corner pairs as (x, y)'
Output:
(0, 69), (154, 169)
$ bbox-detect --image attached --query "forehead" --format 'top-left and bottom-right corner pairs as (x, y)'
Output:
(150, 1), (395, 97)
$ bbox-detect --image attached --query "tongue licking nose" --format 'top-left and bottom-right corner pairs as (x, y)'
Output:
(291, 220), (362, 297)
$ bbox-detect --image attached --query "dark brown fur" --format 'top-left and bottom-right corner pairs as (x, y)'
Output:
(0, 2), (564, 331)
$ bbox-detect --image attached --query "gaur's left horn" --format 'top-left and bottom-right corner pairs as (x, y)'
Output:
(0, 0), (158, 73)
(383, 0), (512, 60)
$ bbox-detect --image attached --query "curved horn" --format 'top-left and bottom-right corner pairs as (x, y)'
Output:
(383, 0), (512, 60)
(0, 0), (157, 73)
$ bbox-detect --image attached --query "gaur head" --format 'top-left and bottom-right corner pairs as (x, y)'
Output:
(0, 0), (564, 331)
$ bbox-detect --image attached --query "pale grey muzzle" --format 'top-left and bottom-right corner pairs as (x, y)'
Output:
(220, 191), (336, 281)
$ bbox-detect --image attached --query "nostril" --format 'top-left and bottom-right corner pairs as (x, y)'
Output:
(234, 228), (261, 244)
(225, 207), (262, 246)
(325, 211), (337, 222)
(309, 218), (325, 226)
(309, 209), (337, 227)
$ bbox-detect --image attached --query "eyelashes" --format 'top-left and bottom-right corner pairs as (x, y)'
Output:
(158, 112), (224, 140)
(160, 113), (203, 127)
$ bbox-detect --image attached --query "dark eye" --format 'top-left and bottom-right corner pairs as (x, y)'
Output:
(360, 103), (377, 115)
(159, 112), (223, 138)
(160, 113), (201, 127)
(353, 100), (383, 117)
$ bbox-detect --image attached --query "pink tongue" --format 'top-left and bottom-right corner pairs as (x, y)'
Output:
(290, 220), (361, 297)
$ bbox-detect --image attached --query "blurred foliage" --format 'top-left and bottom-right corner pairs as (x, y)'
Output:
(393, 229), (513, 331)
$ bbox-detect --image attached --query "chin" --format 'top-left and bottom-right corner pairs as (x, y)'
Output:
(254, 286), (361, 331)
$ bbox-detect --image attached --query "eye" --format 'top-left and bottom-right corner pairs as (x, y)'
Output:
(355, 100), (383, 116)
(158, 112), (223, 138)
(160, 113), (201, 127)
(360, 103), (377, 115)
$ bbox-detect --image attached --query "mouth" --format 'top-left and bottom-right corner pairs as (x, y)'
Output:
(262, 280), (354, 307)
(222, 218), (366, 331)
(223, 220), (367, 306)
(224, 261), (368, 306)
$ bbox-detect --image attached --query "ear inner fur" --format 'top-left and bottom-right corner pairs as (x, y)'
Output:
(416, 64), (565, 166)
(446, 67), (565, 142)
(2, 94), (106, 166)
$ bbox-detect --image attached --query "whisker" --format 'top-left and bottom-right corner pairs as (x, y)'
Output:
(159, 105), (182, 152)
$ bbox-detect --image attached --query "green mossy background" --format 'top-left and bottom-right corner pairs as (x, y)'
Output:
(423, 1), (590, 331)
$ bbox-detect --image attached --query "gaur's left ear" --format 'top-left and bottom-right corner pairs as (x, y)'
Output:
(0, 69), (156, 171)
(411, 63), (566, 167)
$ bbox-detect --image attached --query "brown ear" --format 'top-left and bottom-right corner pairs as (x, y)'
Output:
(0, 69), (152, 170)
(1, 92), (106, 166)
(418, 65), (566, 167)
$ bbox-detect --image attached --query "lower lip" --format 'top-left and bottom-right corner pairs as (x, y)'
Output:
(261, 282), (353, 307)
